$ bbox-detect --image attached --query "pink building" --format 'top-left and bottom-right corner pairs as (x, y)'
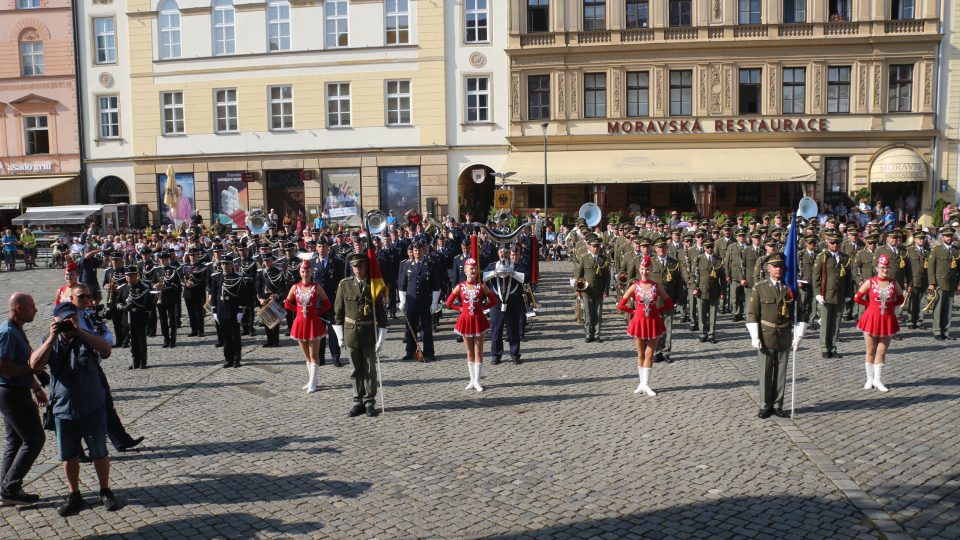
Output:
(0, 0), (80, 227)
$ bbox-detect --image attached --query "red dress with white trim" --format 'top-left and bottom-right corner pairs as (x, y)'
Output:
(284, 282), (332, 340)
(618, 281), (673, 340)
(445, 281), (499, 337)
(855, 277), (903, 337)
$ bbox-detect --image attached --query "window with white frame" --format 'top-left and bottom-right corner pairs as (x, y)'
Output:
(24, 115), (49, 154)
(583, 73), (606, 118)
(385, 0), (410, 45)
(325, 0), (349, 48)
(94, 18), (117, 64)
(386, 80), (411, 125)
(97, 96), (120, 139)
(158, 0), (182, 59)
(781, 67), (805, 114)
(267, 1), (291, 52)
(626, 71), (649, 117)
(214, 89), (238, 132)
(326, 83), (351, 127)
(465, 76), (490, 123)
(465, 0), (489, 43)
(17, 0), (39, 9)
(161, 91), (185, 135)
(19, 41), (44, 76)
(213, 0), (236, 55)
(269, 85), (294, 130)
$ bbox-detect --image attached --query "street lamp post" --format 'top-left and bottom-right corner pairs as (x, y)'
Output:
(541, 122), (549, 221)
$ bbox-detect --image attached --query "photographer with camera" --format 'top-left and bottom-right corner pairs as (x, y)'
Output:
(29, 300), (120, 516)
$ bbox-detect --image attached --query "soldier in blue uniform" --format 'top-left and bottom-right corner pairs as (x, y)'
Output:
(485, 245), (525, 364)
(398, 240), (441, 361)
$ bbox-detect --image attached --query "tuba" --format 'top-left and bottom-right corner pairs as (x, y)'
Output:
(246, 209), (270, 235)
(365, 209), (388, 235)
(574, 278), (589, 292)
(579, 202), (602, 228)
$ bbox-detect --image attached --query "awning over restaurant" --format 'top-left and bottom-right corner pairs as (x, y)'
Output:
(0, 176), (76, 209)
(12, 205), (102, 226)
(500, 148), (816, 185)
(870, 147), (928, 183)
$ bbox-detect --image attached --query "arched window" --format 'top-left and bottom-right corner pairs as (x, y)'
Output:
(212, 0), (236, 55)
(158, 0), (182, 59)
(19, 29), (44, 76)
(95, 176), (130, 204)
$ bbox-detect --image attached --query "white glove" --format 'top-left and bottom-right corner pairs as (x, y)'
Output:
(431, 291), (441, 313)
(398, 291), (407, 312)
(746, 322), (760, 349)
(792, 322), (807, 350)
(236, 312), (243, 323)
(375, 327), (387, 354)
(332, 324), (344, 348)
(213, 313), (219, 324)
(815, 294), (825, 305)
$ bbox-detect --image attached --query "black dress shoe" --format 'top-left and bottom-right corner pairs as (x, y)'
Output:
(710, 338), (719, 344)
(128, 365), (135, 370)
(584, 337), (594, 343)
(821, 352), (830, 359)
(199, 333), (205, 338)
(773, 408), (789, 418)
(118, 436), (145, 452)
(99, 488), (119, 511)
(699, 336), (708, 343)
(654, 353), (664, 363)
(492, 357), (502, 365)
(233, 361), (241, 368)
(946, 335), (957, 341)
(348, 403), (365, 417)
(223, 362), (232, 368)
(57, 492), (86, 517)
(665, 356), (673, 364)
(594, 337), (602, 343)
(78, 452), (92, 464)
(365, 403), (379, 417)
(318, 357), (326, 366)
(1, 488), (40, 505)
(512, 356), (522, 365)
(757, 408), (772, 419)
(215, 343), (224, 348)
(161, 342), (169, 349)
(401, 356), (414, 361)
(691, 326), (700, 332)
(456, 336), (464, 343)
(832, 352), (843, 358)
(908, 324), (918, 330)
(187, 332), (197, 337)
(934, 335), (946, 341)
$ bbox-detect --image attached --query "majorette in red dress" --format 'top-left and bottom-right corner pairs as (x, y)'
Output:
(284, 282), (331, 340)
(445, 281), (498, 337)
(855, 276), (903, 338)
(618, 281), (673, 340)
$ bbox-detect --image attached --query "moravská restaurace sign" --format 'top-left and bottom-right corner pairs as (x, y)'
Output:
(607, 117), (829, 134)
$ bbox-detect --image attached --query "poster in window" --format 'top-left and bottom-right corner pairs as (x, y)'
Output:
(379, 166), (421, 217)
(157, 172), (196, 226)
(210, 171), (250, 229)
(321, 168), (362, 227)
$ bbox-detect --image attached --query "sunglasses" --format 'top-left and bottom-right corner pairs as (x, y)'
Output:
(73, 294), (92, 300)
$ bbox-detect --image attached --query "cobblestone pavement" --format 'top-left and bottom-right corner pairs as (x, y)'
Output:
(0, 262), (957, 539)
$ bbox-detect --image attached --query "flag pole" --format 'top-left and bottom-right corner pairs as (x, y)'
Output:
(365, 215), (386, 416)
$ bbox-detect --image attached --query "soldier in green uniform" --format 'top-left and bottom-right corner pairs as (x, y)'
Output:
(905, 232), (930, 329)
(677, 232), (695, 323)
(852, 234), (878, 320)
(753, 238), (778, 285)
(574, 237), (611, 342)
(332, 253), (388, 418)
(650, 238), (682, 362)
(725, 229), (750, 322)
(692, 239), (725, 343)
(927, 227), (960, 340)
(683, 231), (706, 331)
(812, 231), (853, 358)
(798, 235), (819, 325)
(716, 225), (733, 314)
(746, 254), (802, 419)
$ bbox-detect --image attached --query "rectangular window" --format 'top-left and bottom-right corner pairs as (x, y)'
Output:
(827, 66), (851, 113)
(888, 64), (913, 113)
(669, 70), (692, 116)
(97, 96), (120, 139)
(738, 68), (761, 114)
(583, 73), (606, 118)
(527, 0), (549, 32)
(583, 0), (606, 31)
(465, 76), (490, 123)
(267, 1), (291, 51)
(158, 9), (181, 59)
(326, 83), (351, 127)
(625, 0), (649, 28)
(17, 0), (39, 9)
(94, 18), (117, 64)
(269, 85), (294, 130)
(626, 71), (649, 117)
(824, 157), (849, 194)
(386, 80), (411, 125)
(385, 0), (410, 45)
(214, 88), (238, 133)
(213, 4), (236, 55)
(161, 91), (185, 135)
(736, 183), (761, 207)
(528, 74), (550, 120)
(669, 0), (692, 27)
(782, 67), (805, 114)
(24, 116), (48, 154)
(19, 41), (44, 76)
(891, 0), (914, 19)
(829, 0), (850, 21)
(465, 0), (489, 43)
(325, 0), (349, 48)
(738, 0), (761, 24)
(783, 0), (806, 22)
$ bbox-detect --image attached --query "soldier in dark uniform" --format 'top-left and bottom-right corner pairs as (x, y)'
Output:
(154, 251), (182, 348)
(102, 252), (128, 347)
(375, 235), (399, 319)
(928, 227), (959, 340)
(332, 253), (387, 418)
(398, 240), (441, 361)
(256, 252), (285, 347)
(573, 237), (610, 343)
(238, 249), (259, 336)
(812, 231), (853, 358)
(208, 255), (247, 368)
(282, 242), (300, 335)
(137, 248), (160, 337)
(650, 238), (682, 362)
(449, 239), (470, 343)
(798, 236), (819, 325)
(692, 239), (725, 343)
(312, 238), (346, 367)
(181, 248), (208, 338)
(116, 266), (154, 369)
(484, 246), (525, 364)
(905, 232), (930, 329)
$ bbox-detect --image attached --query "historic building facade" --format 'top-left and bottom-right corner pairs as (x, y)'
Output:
(0, 0), (81, 224)
(936, 0), (958, 213)
(502, 0), (942, 221)
(122, 0), (447, 228)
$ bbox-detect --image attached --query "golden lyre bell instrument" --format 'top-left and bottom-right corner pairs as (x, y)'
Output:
(899, 255), (906, 269)
(256, 298), (286, 329)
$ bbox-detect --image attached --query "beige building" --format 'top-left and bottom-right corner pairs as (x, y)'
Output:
(937, 0), (958, 216)
(500, 0), (942, 222)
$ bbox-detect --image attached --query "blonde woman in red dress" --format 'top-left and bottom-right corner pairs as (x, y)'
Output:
(445, 258), (498, 392)
(854, 254), (903, 392)
(54, 262), (80, 305)
(284, 261), (332, 393)
(617, 256), (674, 396)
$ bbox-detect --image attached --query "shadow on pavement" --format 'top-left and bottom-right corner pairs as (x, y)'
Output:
(88, 512), (324, 539)
(387, 393), (606, 413)
(795, 392), (958, 415)
(112, 435), (339, 461)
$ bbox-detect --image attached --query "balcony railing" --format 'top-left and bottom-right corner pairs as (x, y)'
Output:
(884, 19), (924, 33)
(520, 33), (556, 47)
(664, 27), (698, 40)
(824, 21), (859, 35)
(733, 24), (768, 38)
(621, 28), (654, 42)
(778, 23), (814, 37)
(578, 30), (611, 44)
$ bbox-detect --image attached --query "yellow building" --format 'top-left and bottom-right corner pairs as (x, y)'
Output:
(124, 0), (447, 228)
(501, 0), (942, 222)
(937, 0), (959, 217)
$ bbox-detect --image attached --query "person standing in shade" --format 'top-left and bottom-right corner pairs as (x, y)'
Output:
(332, 254), (387, 418)
(574, 237), (610, 343)
(649, 238), (682, 363)
(115, 266), (154, 369)
(155, 251), (182, 348)
(854, 254), (903, 392)
(692, 239), (725, 344)
(101, 253), (128, 347)
(798, 236), (820, 326)
(312, 238), (346, 367)
(746, 254), (803, 419)
(256, 252), (285, 348)
(398, 240), (441, 360)
(182, 248), (208, 338)
(928, 227), (960, 340)
(812, 231), (853, 358)
(904, 232), (930, 329)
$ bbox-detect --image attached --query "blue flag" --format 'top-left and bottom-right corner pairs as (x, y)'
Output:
(784, 213), (799, 296)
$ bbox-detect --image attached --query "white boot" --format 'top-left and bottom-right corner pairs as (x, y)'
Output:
(473, 362), (484, 392)
(465, 361), (475, 390)
(303, 363), (314, 390)
(305, 363), (318, 393)
(642, 368), (657, 396)
(863, 363), (874, 390)
(634, 365), (644, 393)
(873, 363), (888, 392)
